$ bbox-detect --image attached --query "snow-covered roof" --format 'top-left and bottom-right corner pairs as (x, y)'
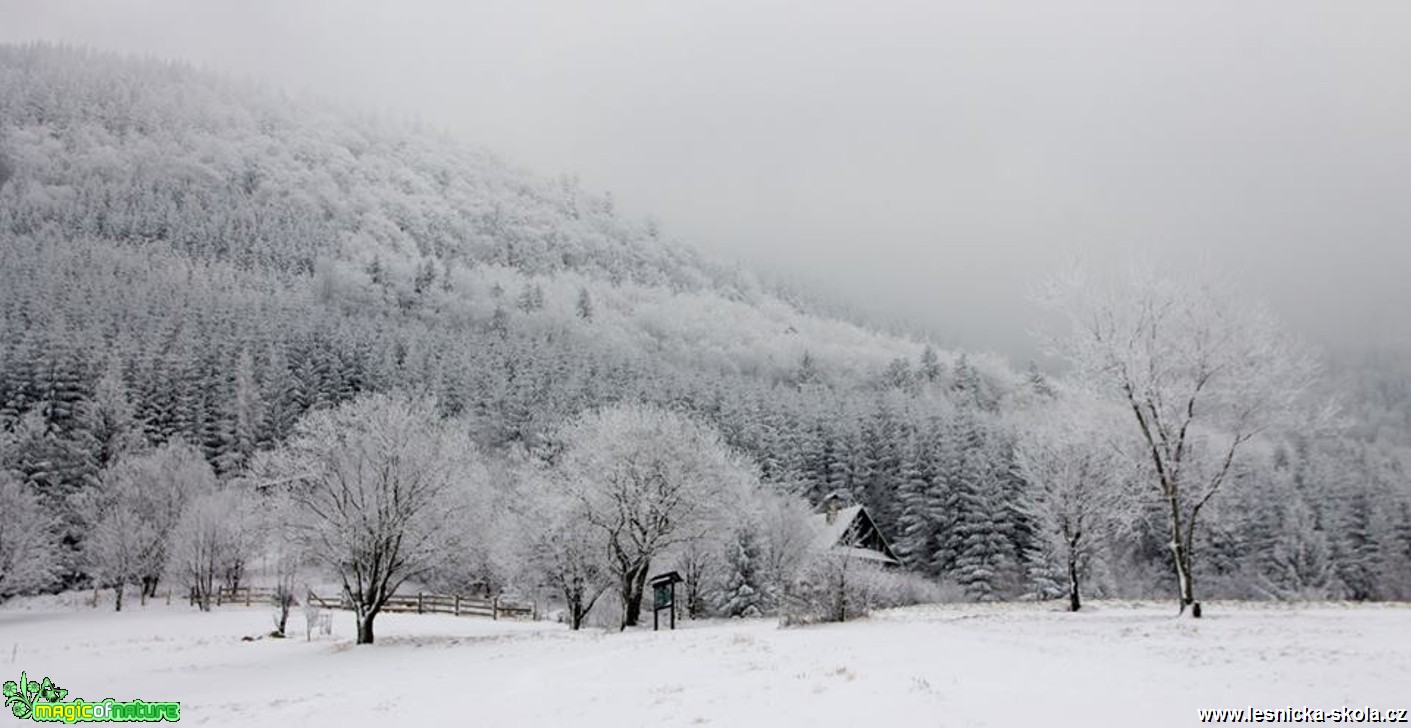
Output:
(808, 505), (866, 552)
(807, 504), (901, 566)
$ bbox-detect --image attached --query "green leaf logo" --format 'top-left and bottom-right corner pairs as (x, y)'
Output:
(2, 671), (35, 719)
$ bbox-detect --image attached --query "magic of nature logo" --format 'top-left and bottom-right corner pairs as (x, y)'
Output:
(3, 672), (180, 723)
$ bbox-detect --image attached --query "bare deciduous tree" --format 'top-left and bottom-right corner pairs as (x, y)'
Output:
(517, 471), (611, 630)
(258, 491), (306, 637)
(168, 486), (261, 611)
(1041, 268), (1320, 616)
(80, 441), (215, 609)
(552, 404), (754, 630)
(261, 394), (479, 644)
(0, 474), (61, 600)
(746, 487), (818, 612)
(672, 536), (722, 620)
(1013, 400), (1126, 612)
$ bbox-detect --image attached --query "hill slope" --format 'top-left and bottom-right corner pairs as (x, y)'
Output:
(0, 43), (1018, 507)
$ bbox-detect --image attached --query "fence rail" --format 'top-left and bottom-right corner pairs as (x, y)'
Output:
(212, 586), (283, 607)
(304, 590), (534, 620)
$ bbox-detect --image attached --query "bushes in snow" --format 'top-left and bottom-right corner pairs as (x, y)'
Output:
(777, 552), (944, 626)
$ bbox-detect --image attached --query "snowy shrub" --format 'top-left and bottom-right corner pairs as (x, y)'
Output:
(779, 552), (885, 626)
(780, 553), (964, 626)
(864, 569), (960, 608)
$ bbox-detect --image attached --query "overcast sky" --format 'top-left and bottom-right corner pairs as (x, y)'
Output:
(3, 0), (1408, 358)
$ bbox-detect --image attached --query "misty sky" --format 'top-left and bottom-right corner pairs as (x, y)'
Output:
(3, 0), (1409, 357)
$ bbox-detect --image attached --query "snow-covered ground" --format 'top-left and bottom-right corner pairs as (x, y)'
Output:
(1, 598), (1407, 727)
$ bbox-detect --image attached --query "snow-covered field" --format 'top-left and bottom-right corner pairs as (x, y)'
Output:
(1, 598), (1407, 727)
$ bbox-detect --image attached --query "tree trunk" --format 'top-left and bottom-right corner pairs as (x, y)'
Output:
(113, 582), (124, 612)
(1067, 553), (1081, 613)
(682, 570), (701, 619)
(631, 563), (651, 624)
(620, 562), (651, 629)
(273, 592), (293, 637)
(837, 559), (848, 623)
(1174, 541), (1198, 617)
(1165, 493), (1199, 617)
(356, 609), (377, 644)
(194, 571), (212, 612)
(565, 582), (586, 631)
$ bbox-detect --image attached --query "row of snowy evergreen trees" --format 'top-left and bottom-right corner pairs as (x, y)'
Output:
(5, 251), (1408, 606)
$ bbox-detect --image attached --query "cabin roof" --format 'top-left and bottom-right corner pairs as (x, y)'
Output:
(809, 504), (866, 552)
(806, 503), (901, 566)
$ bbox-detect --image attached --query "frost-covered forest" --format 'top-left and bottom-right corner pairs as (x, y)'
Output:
(1, 44), (1410, 626)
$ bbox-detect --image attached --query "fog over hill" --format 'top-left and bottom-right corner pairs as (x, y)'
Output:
(3, 0), (1409, 358)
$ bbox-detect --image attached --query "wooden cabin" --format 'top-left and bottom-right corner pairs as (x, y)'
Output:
(809, 492), (902, 567)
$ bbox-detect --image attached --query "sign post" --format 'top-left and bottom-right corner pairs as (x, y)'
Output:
(648, 571), (683, 631)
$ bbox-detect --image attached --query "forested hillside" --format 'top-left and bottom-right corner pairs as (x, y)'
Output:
(1, 43), (1408, 606)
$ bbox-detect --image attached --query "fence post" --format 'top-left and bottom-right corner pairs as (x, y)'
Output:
(166, 588), (171, 606)
(245, 588), (251, 607)
(91, 586), (98, 609)
(493, 595), (499, 621)
(417, 593), (424, 614)
(216, 588), (222, 607)
(454, 595), (460, 616)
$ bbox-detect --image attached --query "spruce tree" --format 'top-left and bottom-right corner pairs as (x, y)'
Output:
(893, 432), (936, 573)
(919, 345), (943, 384)
(1336, 488), (1384, 601)
(720, 527), (764, 618)
(946, 415), (1017, 599)
(218, 349), (263, 474)
(77, 354), (141, 470)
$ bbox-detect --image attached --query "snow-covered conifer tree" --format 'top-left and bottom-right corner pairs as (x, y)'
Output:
(719, 526), (764, 618)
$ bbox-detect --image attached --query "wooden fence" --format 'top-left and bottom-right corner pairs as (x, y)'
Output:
(212, 586), (282, 607)
(301, 589), (535, 620)
(86, 585), (533, 620)
(90, 586), (175, 608)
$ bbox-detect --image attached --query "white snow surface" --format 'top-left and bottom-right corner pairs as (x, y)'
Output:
(1, 598), (1407, 727)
